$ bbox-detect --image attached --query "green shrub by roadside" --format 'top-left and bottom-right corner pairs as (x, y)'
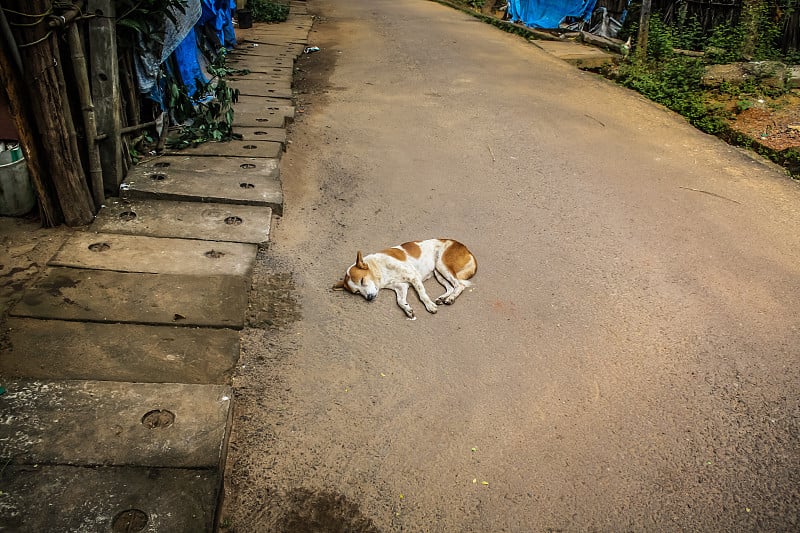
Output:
(615, 56), (728, 135)
(247, 0), (289, 23)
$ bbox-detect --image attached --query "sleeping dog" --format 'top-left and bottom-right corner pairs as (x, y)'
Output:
(333, 238), (477, 319)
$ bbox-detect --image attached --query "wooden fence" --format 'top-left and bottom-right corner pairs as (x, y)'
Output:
(593, 0), (799, 53)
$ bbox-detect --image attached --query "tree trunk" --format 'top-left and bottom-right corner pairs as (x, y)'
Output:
(7, 0), (95, 226)
(0, 42), (62, 226)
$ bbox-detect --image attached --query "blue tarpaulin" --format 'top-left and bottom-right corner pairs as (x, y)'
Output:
(174, 27), (208, 97)
(508, 0), (598, 29)
(199, 0), (238, 49)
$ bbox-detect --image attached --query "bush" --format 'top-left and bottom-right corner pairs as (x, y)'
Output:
(616, 56), (727, 135)
(247, 0), (289, 23)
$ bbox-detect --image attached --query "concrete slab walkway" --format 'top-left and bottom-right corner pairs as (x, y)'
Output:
(0, 3), (312, 530)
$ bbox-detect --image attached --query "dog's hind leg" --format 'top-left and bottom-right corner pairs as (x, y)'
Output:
(433, 270), (455, 304)
(392, 284), (416, 319)
(434, 267), (466, 305)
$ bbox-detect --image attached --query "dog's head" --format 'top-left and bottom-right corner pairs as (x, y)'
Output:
(332, 251), (379, 301)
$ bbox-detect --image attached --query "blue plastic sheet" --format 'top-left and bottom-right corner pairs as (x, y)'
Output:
(200, 0), (237, 49)
(174, 27), (208, 97)
(508, 0), (598, 29)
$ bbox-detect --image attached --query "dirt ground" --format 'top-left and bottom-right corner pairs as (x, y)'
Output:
(0, 217), (71, 338)
(726, 91), (800, 152)
(220, 1), (799, 531)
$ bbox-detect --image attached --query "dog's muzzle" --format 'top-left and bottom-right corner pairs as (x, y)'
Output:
(365, 293), (377, 301)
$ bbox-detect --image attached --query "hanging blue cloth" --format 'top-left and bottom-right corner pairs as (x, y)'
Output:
(199, 0), (237, 49)
(174, 27), (208, 97)
(508, 0), (598, 29)
(222, 0), (237, 48)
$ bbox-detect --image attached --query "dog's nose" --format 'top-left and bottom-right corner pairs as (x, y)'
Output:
(366, 293), (376, 301)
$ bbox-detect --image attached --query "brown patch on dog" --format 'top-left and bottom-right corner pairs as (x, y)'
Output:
(442, 240), (477, 280)
(332, 279), (345, 290)
(401, 241), (422, 258)
(379, 247), (406, 261)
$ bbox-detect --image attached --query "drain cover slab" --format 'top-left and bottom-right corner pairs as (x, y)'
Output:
(227, 51), (291, 68)
(234, 97), (295, 120)
(232, 41), (297, 55)
(225, 57), (295, 76)
(236, 34), (308, 49)
(0, 466), (217, 533)
(10, 267), (248, 328)
(230, 79), (293, 99)
(123, 156), (283, 214)
(164, 138), (283, 158)
(0, 318), (239, 384)
(233, 126), (286, 145)
(0, 380), (231, 468)
(231, 110), (286, 128)
(133, 155), (279, 177)
(93, 199), (272, 244)
(228, 71), (292, 83)
(49, 233), (257, 277)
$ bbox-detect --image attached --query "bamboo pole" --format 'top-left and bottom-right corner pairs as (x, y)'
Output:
(66, 21), (104, 207)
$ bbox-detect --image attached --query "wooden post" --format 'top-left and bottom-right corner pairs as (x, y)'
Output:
(636, 0), (652, 61)
(87, 0), (123, 195)
(0, 40), (62, 226)
(7, 0), (95, 226)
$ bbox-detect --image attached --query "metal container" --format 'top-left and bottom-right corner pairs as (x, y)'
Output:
(0, 148), (35, 216)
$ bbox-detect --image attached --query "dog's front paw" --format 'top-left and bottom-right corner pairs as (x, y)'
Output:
(425, 302), (438, 314)
(404, 308), (415, 320)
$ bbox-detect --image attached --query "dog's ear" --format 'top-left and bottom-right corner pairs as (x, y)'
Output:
(356, 250), (368, 270)
(332, 279), (345, 290)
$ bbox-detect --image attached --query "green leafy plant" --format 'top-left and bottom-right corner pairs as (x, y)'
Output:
(617, 56), (727, 134)
(671, 14), (705, 52)
(167, 50), (245, 148)
(128, 130), (155, 164)
(246, 0), (290, 23)
(705, 23), (748, 63)
(736, 99), (753, 112)
(644, 16), (675, 62)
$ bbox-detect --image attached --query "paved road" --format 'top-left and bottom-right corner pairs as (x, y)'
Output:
(222, 0), (800, 531)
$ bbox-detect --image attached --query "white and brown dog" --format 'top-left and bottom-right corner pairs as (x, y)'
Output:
(333, 239), (477, 319)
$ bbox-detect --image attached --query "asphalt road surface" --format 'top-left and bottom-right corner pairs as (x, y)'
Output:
(221, 0), (800, 531)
